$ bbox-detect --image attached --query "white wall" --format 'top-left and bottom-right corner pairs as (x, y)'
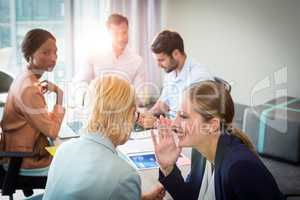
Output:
(161, 0), (300, 105)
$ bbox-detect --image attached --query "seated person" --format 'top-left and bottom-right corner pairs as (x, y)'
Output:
(138, 30), (212, 128)
(42, 75), (165, 200)
(151, 80), (284, 200)
(0, 29), (64, 176)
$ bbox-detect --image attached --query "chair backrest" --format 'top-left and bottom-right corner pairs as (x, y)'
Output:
(214, 76), (231, 93)
(0, 151), (46, 199)
(1, 157), (23, 196)
(0, 70), (13, 94)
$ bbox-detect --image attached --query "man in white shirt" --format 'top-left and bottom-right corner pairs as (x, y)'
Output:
(139, 30), (213, 127)
(75, 13), (145, 101)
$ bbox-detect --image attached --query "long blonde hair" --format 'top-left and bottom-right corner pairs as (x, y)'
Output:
(187, 81), (256, 154)
(87, 76), (136, 146)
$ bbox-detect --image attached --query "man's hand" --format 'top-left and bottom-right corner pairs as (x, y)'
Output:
(141, 184), (166, 200)
(138, 111), (157, 129)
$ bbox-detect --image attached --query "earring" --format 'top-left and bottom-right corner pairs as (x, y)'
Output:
(29, 56), (32, 64)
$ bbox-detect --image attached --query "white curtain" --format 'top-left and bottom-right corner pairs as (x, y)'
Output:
(73, 0), (111, 73)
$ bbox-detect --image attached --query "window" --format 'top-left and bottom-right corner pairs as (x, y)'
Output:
(0, 0), (109, 107)
(0, 0), (67, 81)
(0, 0), (10, 48)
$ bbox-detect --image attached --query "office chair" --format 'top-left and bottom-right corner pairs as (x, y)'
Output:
(214, 76), (231, 93)
(0, 150), (47, 199)
(0, 130), (47, 200)
(0, 70), (13, 94)
(0, 70), (13, 107)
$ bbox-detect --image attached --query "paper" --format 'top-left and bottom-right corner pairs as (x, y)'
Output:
(45, 146), (58, 156)
(59, 120), (82, 139)
(118, 138), (154, 154)
(130, 130), (152, 140)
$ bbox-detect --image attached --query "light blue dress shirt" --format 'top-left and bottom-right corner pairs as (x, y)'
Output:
(159, 58), (213, 118)
(42, 132), (141, 200)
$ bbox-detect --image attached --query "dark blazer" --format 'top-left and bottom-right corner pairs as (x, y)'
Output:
(159, 133), (285, 200)
(159, 148), (206, 200)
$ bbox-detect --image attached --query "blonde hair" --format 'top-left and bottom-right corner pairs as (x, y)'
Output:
(187, 81), (256, 155)
(87, 75), (136, 146)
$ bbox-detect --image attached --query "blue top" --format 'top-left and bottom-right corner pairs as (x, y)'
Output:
(159, 133), (285, 200)
(43, 132), (141, 200)
(159, 58), (212, 118)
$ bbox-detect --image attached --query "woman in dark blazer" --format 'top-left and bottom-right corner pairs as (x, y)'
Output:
(151, 80), (285, 200)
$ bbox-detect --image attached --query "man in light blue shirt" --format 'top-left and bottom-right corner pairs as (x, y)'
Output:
(158, 57), (212, 118)
(139, 30), (212, 126)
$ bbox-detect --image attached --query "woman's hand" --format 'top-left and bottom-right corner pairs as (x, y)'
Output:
(141, 184), (166, 200)
(39, 80), (63, 105)
(151, 116), (181, 176)
(39, 80), (60, 94)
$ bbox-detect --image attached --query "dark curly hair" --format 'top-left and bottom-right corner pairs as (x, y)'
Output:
(21, 29), (56, 62)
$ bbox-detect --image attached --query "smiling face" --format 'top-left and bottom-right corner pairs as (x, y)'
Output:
(31, 38), (57, 72)
(152, 52), (179, 73)
(172, 94), (218, 148)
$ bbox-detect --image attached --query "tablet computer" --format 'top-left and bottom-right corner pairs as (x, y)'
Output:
(127, 152), (158, 170)
(59, 120), (83, 139)
(126, 152), (190, 170)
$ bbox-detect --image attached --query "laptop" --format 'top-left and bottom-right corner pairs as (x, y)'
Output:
(59, 120), (83, 139)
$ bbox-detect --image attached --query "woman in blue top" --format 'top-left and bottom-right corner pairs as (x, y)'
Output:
(43, 76), (165, 200)
(152, 80), (284, 200)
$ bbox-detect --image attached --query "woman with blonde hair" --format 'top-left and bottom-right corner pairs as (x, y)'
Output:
(43, 75), (165, 200)
(152, 80), (284, 200)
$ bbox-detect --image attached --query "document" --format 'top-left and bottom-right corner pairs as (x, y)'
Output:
(45, 146), (58, 156)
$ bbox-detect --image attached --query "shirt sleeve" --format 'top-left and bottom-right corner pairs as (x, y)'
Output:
(109, 171), (141, 200)
(158, 77), (171, 107)
(185, 64), (213, 89)
(18, 85), (65, 139)
(159, 166), (200, 200)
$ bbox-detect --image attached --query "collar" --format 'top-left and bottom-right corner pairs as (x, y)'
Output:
(169, 57), (191, 82)
(111, 45), (131, 60)
(82, 132), (117, 154)
(214, 132), (242, 168)
(25, 68), (40, 81)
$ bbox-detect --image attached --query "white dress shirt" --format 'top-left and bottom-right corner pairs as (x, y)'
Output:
(75, 46), (145, 91)
(159, 57), (213, 118)
(198, 161), (216, 200)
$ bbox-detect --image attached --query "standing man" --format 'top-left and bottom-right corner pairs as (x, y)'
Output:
(139, 30), (213, 127)
(75, 13), (145, 101)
